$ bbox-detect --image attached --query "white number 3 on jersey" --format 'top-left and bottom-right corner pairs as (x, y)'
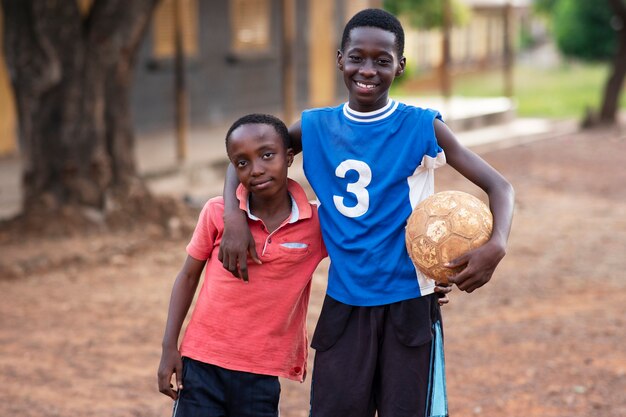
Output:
(333, 159), (371, 218)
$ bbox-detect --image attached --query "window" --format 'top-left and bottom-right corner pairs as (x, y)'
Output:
(230, 0), (271, 53)
(152, 0), (199, 59)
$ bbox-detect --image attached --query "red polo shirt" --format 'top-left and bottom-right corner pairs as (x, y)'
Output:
(180, 179), (326, 381)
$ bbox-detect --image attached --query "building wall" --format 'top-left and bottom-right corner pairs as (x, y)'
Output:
(130, 0), (374, 133)
(403, 5), (526, 75)
(0, 2), (531, 157)
(133, 0), (281, 132)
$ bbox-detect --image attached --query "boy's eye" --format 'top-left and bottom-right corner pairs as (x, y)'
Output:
(348, 55), (362, 62)
(236, 160), (248, 168)
(377, 59), (391, 65)
(262, 152), (275, 159)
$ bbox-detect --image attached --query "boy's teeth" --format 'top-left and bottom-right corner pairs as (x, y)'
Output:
(357, 82), (375, 89)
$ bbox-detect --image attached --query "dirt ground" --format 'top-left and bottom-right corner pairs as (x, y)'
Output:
(1, 126), (625, 417)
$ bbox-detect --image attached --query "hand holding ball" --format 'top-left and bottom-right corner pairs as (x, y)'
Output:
(405, 191), (493, 284)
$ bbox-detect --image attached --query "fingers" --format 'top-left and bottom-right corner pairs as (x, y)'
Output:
(239, 261), (249, 283)
(448, 270), (490, 293)
(157, 370), (178, 400)
(433, 283), (452, 293)
(445, 254), (472, 290)
(448, 272), (467, 291)
(175, 361), (184, 394)
(222, 251), (242, 279)
(434, 281), (452, 289)
(434, 281), (452, 305)
(221, 246), (263, 282)
(459, 278), (483, 293)
(437, 294), (450, 305)
(444, 252), (468, 270)
(248, 240), (262, 265)
(239, 241), (262, 282)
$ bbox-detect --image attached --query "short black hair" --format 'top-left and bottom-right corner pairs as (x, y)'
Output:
(341, 8), (405, 57)
(225, 113), (291, 153)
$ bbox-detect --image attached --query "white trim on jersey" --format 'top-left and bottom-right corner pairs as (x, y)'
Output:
(407, 152), (446, 294)
(342, 99), (400, 123)
(407, 153), (447, 209)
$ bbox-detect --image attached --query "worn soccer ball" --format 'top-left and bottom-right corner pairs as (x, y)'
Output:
(405, 191), (493, 284)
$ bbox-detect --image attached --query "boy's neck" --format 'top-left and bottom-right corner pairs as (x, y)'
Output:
(347, 97), (391, 113)
(249, 191), (292, 233)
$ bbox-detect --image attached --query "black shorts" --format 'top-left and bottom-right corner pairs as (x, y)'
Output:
(309, 293), (447, 417)
(172, 357), (281, 417)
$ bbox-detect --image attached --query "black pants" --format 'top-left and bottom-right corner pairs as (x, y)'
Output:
(309, 294), (447, 417)
(173, 357), (281, 417)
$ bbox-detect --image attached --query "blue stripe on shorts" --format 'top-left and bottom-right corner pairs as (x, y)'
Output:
(426, 320), (448, 417)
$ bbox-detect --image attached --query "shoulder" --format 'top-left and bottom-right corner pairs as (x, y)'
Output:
(204, 196), (224, 211)
(197, 196), (225, 224)
(302, 104), (343, 119)
(396, 102), (442, 122)
(287, 179), (314, 216)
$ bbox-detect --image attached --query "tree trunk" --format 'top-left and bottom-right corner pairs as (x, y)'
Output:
(599, 0), (626, 123)
(2, 0), (159, 214)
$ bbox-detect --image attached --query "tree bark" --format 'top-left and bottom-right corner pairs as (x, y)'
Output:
(1, 0), (159, 214)
(599, 0), (626, 123)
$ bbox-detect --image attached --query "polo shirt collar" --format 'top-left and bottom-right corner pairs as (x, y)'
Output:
(236, 178), (312, 222)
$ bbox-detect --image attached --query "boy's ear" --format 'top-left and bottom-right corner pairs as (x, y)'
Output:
(336, 50), (344, 71)
(286, 148), (294, 167)
(396, 56), (407, 76)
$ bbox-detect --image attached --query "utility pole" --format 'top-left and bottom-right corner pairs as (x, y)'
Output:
(173, 0), (188, 163)
(282, 0), (296, 125)
(440, 0), (453, 98)
(502, 0), (514, 97)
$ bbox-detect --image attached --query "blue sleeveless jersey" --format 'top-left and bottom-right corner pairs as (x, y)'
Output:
(301, 99), (446, 306)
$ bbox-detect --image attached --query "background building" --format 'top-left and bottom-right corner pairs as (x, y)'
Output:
(0, 0), (535, 157)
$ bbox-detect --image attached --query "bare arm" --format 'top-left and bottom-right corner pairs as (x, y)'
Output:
(435, 119), (515, 292)
(157, 256), (205, 400)
(217, 163), (260, 282)
(288, 119), (302, 154)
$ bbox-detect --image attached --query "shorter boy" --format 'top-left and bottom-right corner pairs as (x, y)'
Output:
(156, 114), (327, 416)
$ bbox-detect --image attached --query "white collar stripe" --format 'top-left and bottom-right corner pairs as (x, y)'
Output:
(343, 100), (399, 123)
(246, 193), (299, 223)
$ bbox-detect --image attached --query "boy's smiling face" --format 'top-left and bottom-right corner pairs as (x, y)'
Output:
(338, 26), (405, 113)
(227, 123), (294, 199)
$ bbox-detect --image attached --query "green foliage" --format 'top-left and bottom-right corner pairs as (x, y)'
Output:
(552, 0), (617, 61)
(383, 0), (469, 29)
(533, 0), (559, 16)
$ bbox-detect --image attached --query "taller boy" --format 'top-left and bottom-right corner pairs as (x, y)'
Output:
(220, 8), (514, 417)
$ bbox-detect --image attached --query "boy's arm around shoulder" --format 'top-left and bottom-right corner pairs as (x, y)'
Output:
(288, 119), (303, 154)
(157, 255), (206, 400)
(434, 119), (515, 293)
(218, 163), (260, 282)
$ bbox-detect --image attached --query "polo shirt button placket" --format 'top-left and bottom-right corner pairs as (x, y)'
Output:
(262, 233), (273, 256)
